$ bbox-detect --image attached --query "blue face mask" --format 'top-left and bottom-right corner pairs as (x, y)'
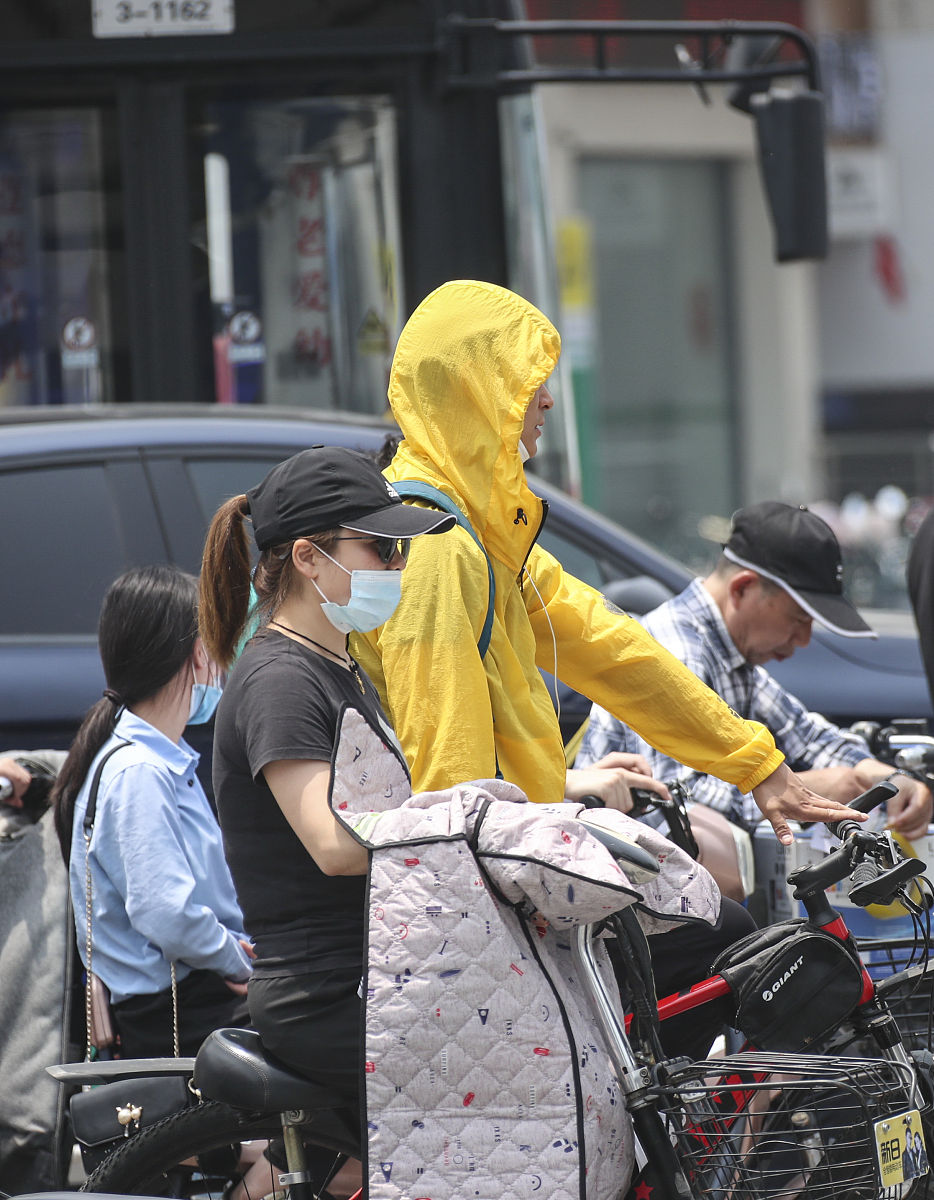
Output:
(188, 679), (223, 725)
(313, 547), (403, 634)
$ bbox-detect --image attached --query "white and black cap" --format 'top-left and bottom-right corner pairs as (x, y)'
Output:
(722, 500), (876, 639)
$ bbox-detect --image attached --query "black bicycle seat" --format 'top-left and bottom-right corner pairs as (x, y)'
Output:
(195, 1027), (335, 1113)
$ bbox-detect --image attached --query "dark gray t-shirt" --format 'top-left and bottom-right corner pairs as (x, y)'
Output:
(213, 627), (407, 974)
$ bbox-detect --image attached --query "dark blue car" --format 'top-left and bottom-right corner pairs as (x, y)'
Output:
(1, 407), (929, 763)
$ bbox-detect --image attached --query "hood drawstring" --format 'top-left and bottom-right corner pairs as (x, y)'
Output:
(514, 508), (528, 526)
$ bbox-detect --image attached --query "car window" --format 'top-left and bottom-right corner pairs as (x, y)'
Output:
(186, 456), (290, 526)
(0, 464), (139, 635)
(537, 523), (616, 589)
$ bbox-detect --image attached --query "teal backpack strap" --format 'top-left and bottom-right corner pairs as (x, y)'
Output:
(394, 480), (496, 660)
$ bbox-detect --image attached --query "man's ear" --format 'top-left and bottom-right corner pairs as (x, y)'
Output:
(728, 569), (760, 605)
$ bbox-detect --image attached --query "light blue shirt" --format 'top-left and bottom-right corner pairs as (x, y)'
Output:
(70, 709), (250, 1005)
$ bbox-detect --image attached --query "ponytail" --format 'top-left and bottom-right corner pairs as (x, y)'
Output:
(199, 494), (256, 668)
(200, 492), (342, 668)
(51, 698), (119, 861)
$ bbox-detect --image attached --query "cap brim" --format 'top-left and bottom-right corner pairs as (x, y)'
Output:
(341, 504), (456, 538)
(785, 584), (877, 639)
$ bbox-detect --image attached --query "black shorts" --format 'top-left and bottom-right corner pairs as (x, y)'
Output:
(248, 963), (362, 1109)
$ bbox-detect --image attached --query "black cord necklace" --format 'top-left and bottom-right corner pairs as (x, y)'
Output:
(270, 620), (366, 695)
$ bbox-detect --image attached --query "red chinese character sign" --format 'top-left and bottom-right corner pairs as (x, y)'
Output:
(286, 159), (334, 405)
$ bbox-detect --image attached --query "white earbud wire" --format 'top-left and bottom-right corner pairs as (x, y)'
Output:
(523, 567), (560, 725)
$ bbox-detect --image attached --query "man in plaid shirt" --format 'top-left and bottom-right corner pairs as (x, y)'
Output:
(578, 501), (932, 836)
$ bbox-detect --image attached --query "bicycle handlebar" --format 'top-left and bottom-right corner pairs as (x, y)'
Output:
(894, 744), (934, 773)
(576, 815), (661, 879)
(847, 851), (926, 906)
(787, 780), (929, 907)
(579, 794), (604, 809)
(824, 779), (897, 841)
(850, 719), (934, 776)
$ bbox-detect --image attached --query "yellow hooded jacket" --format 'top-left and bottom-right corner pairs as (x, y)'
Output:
(353, 280), (784, 805)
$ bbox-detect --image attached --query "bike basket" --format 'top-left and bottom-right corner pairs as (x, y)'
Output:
(652, 1051), (922, 1200)
(712, 921), (864, 1052)
(857, 934), (930, 980)
(871, 946), (934, 1053)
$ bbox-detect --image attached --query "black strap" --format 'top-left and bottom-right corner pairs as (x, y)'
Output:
(83, 739), (132, 836)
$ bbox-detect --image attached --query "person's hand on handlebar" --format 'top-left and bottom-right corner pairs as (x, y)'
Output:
(752, 761), (868, 846)
(852, 759), (933, 840)
(564, 752), (672, 813)
(884, 776), (932, 839)
(794, 759), (932, 839)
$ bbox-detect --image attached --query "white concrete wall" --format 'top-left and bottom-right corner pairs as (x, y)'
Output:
(819, 28), (934, 388)
(538, 82), (822, 503)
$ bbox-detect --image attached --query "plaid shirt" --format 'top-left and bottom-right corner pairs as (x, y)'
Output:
(577, 578), (871, 827)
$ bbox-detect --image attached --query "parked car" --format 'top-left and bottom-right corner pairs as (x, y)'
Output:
(1, 406), (929, 774)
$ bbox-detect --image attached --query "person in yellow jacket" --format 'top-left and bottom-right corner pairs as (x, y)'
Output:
(353, 279), (861, 848)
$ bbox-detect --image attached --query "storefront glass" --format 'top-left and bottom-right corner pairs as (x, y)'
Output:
(194, 95), (403, 413)
(0, 107), (118, 407)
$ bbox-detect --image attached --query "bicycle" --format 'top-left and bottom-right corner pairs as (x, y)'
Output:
(824, 719), (934, 1052)
(605, 782), (931, 1200)
(58, 782), (934, 1200)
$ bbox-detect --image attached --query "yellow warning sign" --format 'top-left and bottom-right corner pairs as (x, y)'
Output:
(557, 217), (594, 310)
(357, 308), (391, 355)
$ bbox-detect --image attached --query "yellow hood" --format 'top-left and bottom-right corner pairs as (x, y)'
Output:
(386, 279), (560, 573)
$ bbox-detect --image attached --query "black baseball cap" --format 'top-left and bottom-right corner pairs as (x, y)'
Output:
(247, 446), (455, 550)
(722, 500), (875, 639)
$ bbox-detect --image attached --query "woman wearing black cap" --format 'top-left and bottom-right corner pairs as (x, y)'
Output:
(199, 446), (453, 1114)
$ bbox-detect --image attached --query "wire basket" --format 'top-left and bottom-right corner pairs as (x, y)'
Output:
(855, 937), (934, 1052)
(858, 936), (932, 980)
(652, 1051), (922, 1200)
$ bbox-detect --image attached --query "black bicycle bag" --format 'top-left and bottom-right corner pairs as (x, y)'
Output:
(711, 918), (865, 1052)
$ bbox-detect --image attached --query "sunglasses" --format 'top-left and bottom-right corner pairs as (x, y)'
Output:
(332, 535), (411, 564)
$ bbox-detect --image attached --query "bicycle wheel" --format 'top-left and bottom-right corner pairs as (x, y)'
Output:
(80, 1100), (294, 1198)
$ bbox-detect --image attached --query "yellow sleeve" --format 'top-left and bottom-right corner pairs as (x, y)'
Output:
(524, 545), (784, 793)
(353, 528), (497, 792)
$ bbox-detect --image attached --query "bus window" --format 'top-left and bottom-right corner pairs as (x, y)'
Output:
(193, 95), (403, 413)
(0, 108), (120, 408)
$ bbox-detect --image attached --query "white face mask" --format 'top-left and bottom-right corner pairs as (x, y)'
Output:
(312, 546), (403, 634)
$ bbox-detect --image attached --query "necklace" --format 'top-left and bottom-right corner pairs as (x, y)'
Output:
(270, 620), (367, 695)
